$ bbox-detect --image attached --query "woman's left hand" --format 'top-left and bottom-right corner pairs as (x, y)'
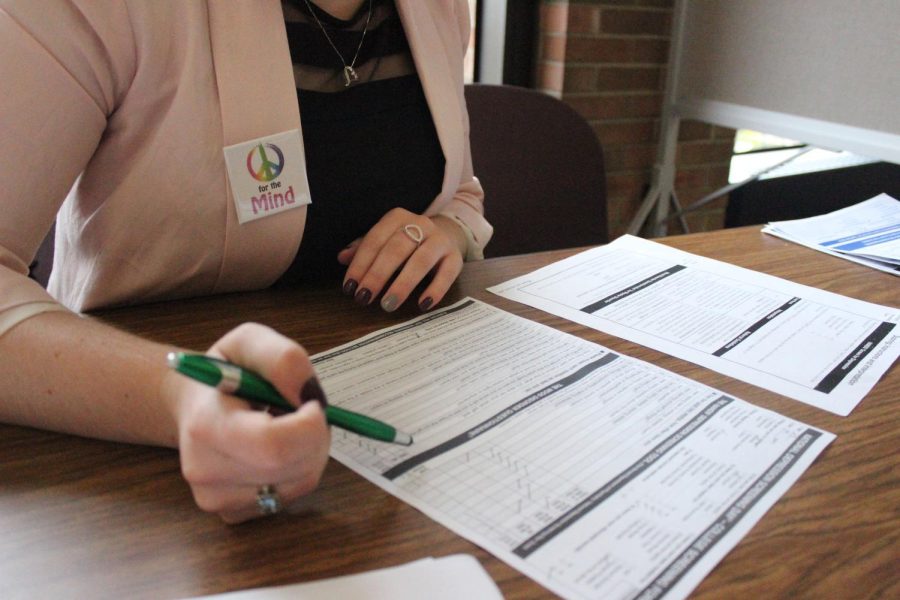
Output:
(337, 208), (467, 313)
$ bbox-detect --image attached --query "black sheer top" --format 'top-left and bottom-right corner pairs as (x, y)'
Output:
(274, 0), (446, 285)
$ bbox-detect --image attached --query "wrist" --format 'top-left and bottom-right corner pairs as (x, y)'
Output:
(433, 213), (484, 261)
(430, 215), (468, 259)
(158, 349), (192, 448)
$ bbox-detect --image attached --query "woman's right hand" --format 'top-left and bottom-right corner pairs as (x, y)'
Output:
(164, 323), (331, 524)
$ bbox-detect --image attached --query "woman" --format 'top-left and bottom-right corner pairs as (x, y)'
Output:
(0, 0), (491, 523)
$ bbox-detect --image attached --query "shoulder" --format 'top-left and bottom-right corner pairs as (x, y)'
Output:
(431, 0), (472, 43)
(397, 0), (471, 50)
(1, 1), (134, 114)
(1, 1), (214, 114)
(448, 0), (472, 48)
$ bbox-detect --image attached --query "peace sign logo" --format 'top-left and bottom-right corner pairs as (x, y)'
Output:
(246, 143), (285, 183)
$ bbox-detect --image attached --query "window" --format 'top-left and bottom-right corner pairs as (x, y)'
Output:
(728, 129), (804, 183)
(728, 129), (878, 183)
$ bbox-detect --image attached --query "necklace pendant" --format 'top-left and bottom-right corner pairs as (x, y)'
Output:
(343, 65), (359, 87)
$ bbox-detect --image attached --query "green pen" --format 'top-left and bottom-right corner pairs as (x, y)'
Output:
(167, 352), (413, 446)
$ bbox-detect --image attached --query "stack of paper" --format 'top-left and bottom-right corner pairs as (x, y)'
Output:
(187, 555), (502, 600)
(762, 193), (900, 275)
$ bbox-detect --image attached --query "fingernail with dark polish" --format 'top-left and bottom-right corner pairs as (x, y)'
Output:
(380, 294), (399, 312)
(419, 297), (433, 312)
(354, 287), (372, 306)
(300, 377), (328, 407)
(343, 278), (358, 296)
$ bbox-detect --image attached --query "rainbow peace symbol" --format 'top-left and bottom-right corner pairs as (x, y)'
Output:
(246, 143), (285, 182)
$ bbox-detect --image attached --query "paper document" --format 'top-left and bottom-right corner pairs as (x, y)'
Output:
(489, 235), (900, 416)
(762, 193), (900, 274)
(316, 299), (833, 600)
(186, 555), (501, 600)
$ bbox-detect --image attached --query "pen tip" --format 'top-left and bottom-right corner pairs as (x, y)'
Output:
(166, 352), (180, 368)
(394, 431), (414, 446)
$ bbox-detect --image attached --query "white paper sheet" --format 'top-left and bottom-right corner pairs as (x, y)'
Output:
(316, 299), (833, 600)
(489, 235), (900, 416)
(186, 555), (501, 600)
(762, 194), (900, 274)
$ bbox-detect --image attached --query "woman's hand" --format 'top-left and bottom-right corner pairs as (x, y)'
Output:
(338, 208), (467, 312)
(165, 323), (330, 524)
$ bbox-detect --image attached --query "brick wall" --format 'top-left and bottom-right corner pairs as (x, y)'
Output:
(535, 0), (735, 239)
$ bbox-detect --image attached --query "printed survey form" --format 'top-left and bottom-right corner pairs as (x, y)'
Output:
(316, 299), (832, 600)
(763, 193), (900, 273)
(489, 235), (900, 416)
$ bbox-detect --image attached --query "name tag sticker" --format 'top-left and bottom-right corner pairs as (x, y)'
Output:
(223, 129), (311, 224)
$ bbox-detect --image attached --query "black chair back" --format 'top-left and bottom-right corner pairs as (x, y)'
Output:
(465, 84), (608, 257)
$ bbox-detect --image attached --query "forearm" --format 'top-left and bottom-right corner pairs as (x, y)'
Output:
(0, 310), (181, 447)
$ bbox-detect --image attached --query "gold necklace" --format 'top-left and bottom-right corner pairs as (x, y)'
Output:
(302, 0), (374, 87)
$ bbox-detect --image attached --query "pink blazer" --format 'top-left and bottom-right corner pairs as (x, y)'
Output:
(0, 0), (491, 321)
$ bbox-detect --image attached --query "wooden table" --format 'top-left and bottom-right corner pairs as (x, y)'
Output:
(1, 227), (897, 599)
